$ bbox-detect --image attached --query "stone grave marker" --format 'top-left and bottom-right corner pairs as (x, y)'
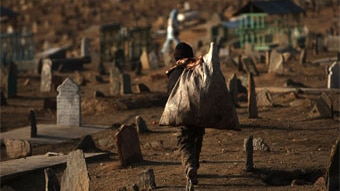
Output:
(327, 62), (340, 89)
(4, 139), (31, 159)
(256, 89), (273, 107)
(120, 73), (132, 95)
(241, 56), (259, 76)
(228, 73), (239, 106)
(7, 62), (18, 98)
(135, 116), (149, 134)
(325, 36), (340, 52)
(149, 50), (160, 69)
(139, 169), (156, 190)
(115, 124), (143, 166)
(40, 58), (53, 92)
(29, 110), (37, 138)
(140, 48), (150, 70)
(299, 48), (307, 65)
(81, 37), (90, 58)
(308, 92), (333, 119)
(56, 77), (81, 127)
(245, 135), (253, 172)
(110, 67), (121, 96)
(60, 150), (90, 191)
(248, 73), (258, 118)
(326, 138), (339, 191)
(45, 168), (60, 191)
(268, 50), (284, 74)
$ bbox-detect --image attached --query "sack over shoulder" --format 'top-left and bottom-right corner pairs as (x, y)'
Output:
(159, 42), (240, 131)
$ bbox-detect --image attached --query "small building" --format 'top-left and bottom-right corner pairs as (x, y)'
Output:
(231, 0), (305, 50)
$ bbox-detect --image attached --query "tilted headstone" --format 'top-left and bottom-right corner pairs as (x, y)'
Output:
(135, 116), (149, 134)
(241, 56), (259, 76)
(248, 73), (258, 118)
(139, 169), (156, 190)
(56, 77), (81, 127)
(40, 58), (53, 92)
(326, 138), (339, 191)
(45, 168), (60, 191)
(256, 90), (273, 107)
(327, 62), (340, 89)
(268, 50), (284, 74)
(120, 73), (132, 95)
(4, 139), (31, 159)
(60, 150), (90, 191)
(115, 124), (143, 166)
(81, 37), (90, 58)
(308, 92), (333, 119)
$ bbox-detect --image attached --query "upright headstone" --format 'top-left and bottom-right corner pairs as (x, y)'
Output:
(248, 73), (258, 118)
(56, 77), (81, 127)
(149, 50), (160, 69)
(228, 73), (239, 106)
(241, 56), (259, 76)
(256, 90), (273, 107)
(110, 67), (121, 96)
(115, 124), (143, 166)
(29, 110), (37, 138)
(140, 48), (150, 70)
(327, 62), (340, 89)
(40, 58), (53, 92)
(245, 135), (253, 172)
(268, 50), (284, 74)
(81, 37), (90, 58)
(299, 48), (307, 65)
(7, 62), (18, 98)
(135, 116), (149, 134)
(60, 150), (90, 191)
(326, 138), (339, 191)
(139, 169), (157, 190)
(45, 168), (60, 191)
(120, 73), (132, 95)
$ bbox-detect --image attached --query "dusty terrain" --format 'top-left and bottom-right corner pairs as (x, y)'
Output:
(1, 1), (340, 191)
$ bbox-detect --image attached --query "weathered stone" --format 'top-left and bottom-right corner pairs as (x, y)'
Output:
(56, 77), (81, 127)
(326, 138), (339, 191)
(256, 90), (273, 107)
(109, 67), (121, 96)
(4, 139), (32, 159)
(268, 50), (284, 74)
(228, 73), (239, 106)
(245, 135), (253, 172)
(44, 168), (60, 191)
(308, 92), (333, 119)
(74, 71), (86, 86)
(116, 124), (143, 166)
(40, 58), (52, 92)
(327, 62), (340, 89)
(81, 37), (90, 58)
(248, 73), (258, 118)
(135, 83), (150, 93)
(120, 73), (132, 95)
(75, 135), (100, 152)
(243, 137), (270, 152)
(241, 56), (259, 76)
(135, 116), (149, 134)
(139, 169), (156, 190)
(29, 110), (37, 138)
(60, 150), (90, 191)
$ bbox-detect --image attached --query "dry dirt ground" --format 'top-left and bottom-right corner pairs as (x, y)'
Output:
(1, 1), (340, 191)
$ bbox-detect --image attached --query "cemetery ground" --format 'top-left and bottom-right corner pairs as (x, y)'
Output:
(1, 3), (340, 191)
(0, 45), (339, 191)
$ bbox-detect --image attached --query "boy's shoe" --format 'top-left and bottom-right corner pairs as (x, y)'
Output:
(186, 167), (198, 185)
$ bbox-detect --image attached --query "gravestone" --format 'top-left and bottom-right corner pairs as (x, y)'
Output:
(120, 73), (132, 95)
(256, 90), (273, 107)
(29, 110), (37, 138)
(4, 139), (31, 159)
(40, 58), (53, 92)
(140, 48), (150, 70)
(245, 135), (253, 172)
(268, 50), (284, 74)
(327, 62), (340, 89)
(110, 67), (121, 96)
(241, 56), (259, 76)
(325, 36), (340, 52)
(149, 50), (160, 69)
(135, 116), (149, 134)
(60, 150), (90, 191)
(81, 37), (90, 58)
(228, 73), (239, 106)
(139, 169), (156, 190)
(115, 124), (143, 166)
(134, 83), (150, 93)
(248, 73), (258, 118)
(7, 62), (18, 98)
(326, 138), (339, 191)
(45, 168), (60, 191)
(309, 92), (333, 119)
(299, 48), (307, 65)
(56, 77), (81, 127)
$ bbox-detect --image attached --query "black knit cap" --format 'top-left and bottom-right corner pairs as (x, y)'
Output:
(174, 42), (194, 61)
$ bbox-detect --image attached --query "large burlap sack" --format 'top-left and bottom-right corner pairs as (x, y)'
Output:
(159, 42), (240, 130)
